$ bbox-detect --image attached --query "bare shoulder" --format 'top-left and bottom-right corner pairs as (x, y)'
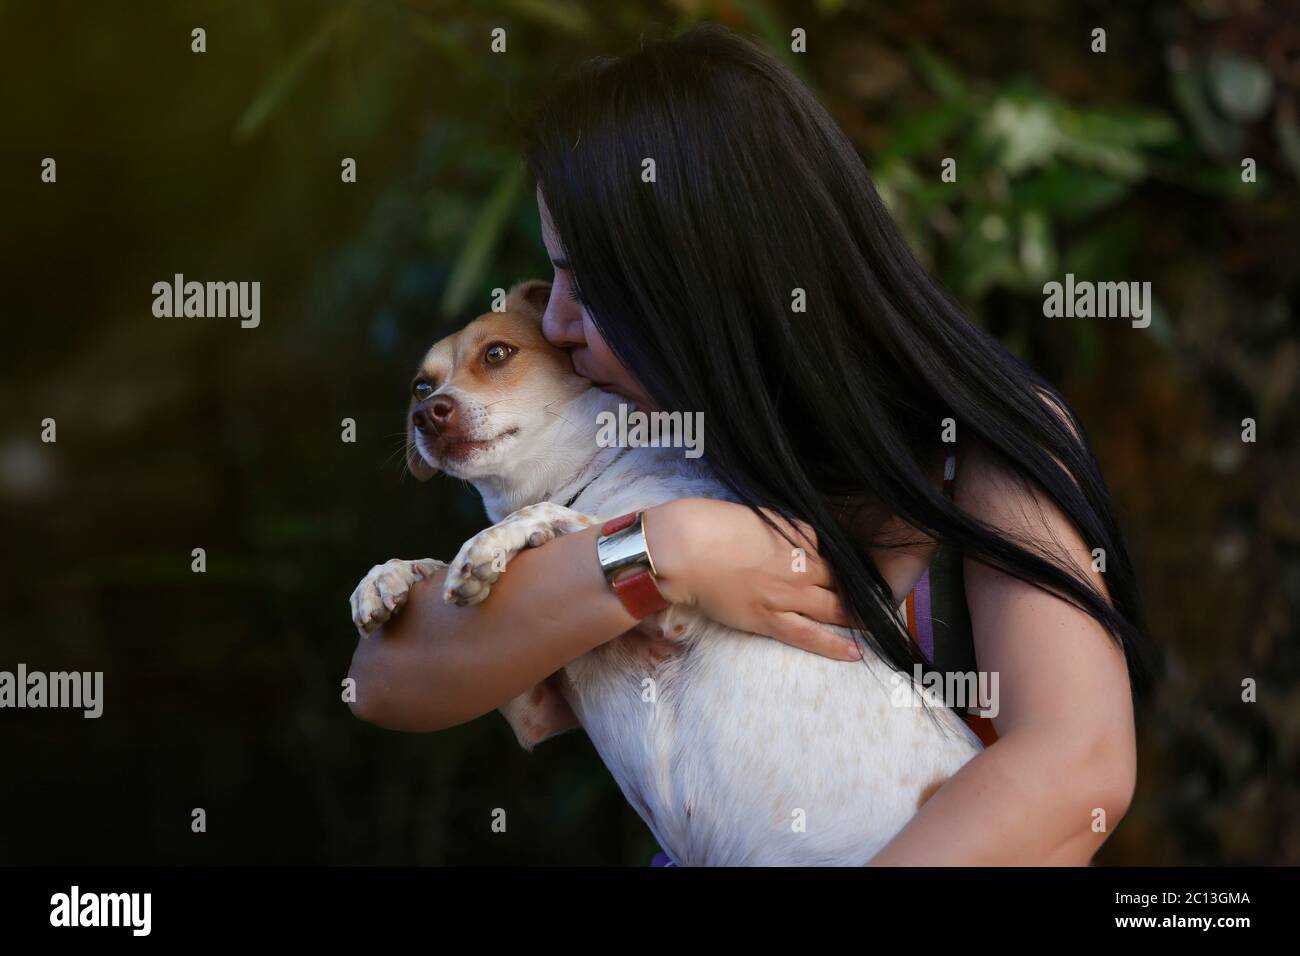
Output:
(953, 390), (1132, 744)
(953, 389), (1108, 603)
(952, 434), (1056, 556)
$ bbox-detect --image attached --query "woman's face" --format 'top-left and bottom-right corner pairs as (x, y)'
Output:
(536, 188), (656, 410)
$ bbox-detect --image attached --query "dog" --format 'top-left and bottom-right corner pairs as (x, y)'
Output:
(349, 280), (983, 865)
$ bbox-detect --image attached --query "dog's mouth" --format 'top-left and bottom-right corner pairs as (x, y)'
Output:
(443, 426), (521, 458)
(421, 426), (521, 466)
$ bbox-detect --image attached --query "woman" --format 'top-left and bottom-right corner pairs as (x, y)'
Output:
(348, 24), (1157, 865)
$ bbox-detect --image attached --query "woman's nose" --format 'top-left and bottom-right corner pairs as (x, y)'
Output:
(541, 295), (585, 349)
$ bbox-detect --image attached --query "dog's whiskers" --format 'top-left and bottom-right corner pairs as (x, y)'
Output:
(539, 400), (575, 426)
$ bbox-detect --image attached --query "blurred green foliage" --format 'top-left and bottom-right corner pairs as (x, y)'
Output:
(1, 0), (1296, 865)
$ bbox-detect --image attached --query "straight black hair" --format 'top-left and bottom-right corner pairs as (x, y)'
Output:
(519, 23), (1158, 698)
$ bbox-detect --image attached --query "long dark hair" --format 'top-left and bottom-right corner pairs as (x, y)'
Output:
(519, 23), (1157, 698)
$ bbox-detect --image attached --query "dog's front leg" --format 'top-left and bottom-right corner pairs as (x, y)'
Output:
(442, 503), (598, 751)
(499, 670), (581, 751)
(442, 502), (600, 606)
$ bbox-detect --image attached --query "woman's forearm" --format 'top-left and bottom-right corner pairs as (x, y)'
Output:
(344, 494), (861, 732)
(865, 728), (1134, 865)
(346, 519), (645, 733)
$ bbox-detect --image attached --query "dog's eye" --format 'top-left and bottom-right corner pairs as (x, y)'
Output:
(484, 343), (514, 365)
(412, 381), (434, 400)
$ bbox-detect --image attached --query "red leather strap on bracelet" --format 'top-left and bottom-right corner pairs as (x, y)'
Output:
(597, 511), (670, 619)
(611, 568), (670, 619)
(601, 512), (639, 536)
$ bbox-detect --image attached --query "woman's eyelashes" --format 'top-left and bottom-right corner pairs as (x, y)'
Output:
(566, 283), (585, 306)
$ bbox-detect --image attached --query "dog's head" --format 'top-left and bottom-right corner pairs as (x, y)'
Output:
(405, 279), (595, 486)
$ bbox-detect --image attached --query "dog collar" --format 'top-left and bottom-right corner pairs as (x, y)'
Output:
(560, 447), (630, 509)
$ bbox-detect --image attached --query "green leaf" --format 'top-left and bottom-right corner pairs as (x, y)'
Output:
(1012, 164), (1131, 221)
(439, 163), (526, 318)
(501, 0), (595, 36)
(1061, 218), (1140, 280)
(235, 7), (350, 142)
(946, 204), (1019, 299)
(735, 0), (813, 86)
(873, 157), (913, 207)
(1061, 106), (1180, 148)
(881, 104), (965, 160)
(410, 17), (494, 82)
(1016, 209), (1057, 285)
(1170, 63), (1245, 159)
(909, 44), (966, 102)
(980, 96), (1060, 175)
(1151, 157), (1265, 197)
(1054, 135), (1147, 180)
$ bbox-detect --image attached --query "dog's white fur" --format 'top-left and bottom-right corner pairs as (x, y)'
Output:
(350, 282), (982, 865)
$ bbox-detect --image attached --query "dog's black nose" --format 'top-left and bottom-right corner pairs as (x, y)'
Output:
(413, 396), (457, 433)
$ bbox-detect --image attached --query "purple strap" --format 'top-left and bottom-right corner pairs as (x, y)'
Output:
(912, 567), (935, 663)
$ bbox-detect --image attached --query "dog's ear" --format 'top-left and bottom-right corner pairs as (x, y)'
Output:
(505, 279), (552, 319)
(406, 404), (437, 481)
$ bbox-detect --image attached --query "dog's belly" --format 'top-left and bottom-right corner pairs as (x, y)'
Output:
(552, 447), (983, 865)
(561, 615), (983, 866)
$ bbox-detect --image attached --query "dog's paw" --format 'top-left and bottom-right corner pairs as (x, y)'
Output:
(350, 558), (445, 635)
(443, 503), (600, 607)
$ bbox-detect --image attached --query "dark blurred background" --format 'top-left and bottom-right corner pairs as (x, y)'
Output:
(0, 0), (1296, 865)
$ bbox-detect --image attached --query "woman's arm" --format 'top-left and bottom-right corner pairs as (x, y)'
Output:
(347, 498), (860, 732)
(867, 438), (1137, 865)
(347, 521), (635, 732)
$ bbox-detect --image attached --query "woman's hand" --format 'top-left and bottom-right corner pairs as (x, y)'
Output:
(646, 497), (863, 661)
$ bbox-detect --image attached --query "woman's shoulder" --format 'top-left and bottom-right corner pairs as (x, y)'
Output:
(951, 398), (1114, 609)
(950, 388), (1083, 530)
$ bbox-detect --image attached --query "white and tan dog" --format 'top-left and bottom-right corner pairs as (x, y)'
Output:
(350, 280), (982, 865)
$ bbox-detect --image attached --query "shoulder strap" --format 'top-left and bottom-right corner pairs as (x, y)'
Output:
(942, 441), (957, 499)
(914, 437), (1000, 746)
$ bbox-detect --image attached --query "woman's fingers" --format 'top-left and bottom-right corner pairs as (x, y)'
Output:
(787, 585), (858, 629)
(769, 611), (863, 662)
